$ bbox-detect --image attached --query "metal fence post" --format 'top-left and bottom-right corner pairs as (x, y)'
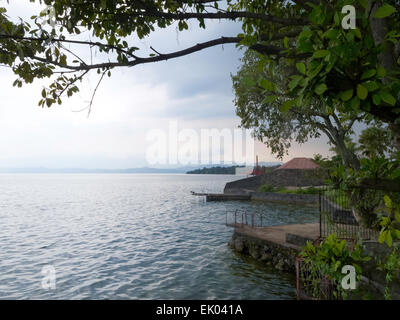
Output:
(319, 190), (322, 239)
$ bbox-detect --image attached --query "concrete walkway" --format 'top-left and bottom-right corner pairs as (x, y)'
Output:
(231, 223), (320, 250)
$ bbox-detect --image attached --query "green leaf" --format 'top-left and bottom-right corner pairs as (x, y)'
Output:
(280, 100), (295, 112)
(372, 93), (381, 105)
(350, 96), (360, 109)
(373, 4), (396, 18)
(288, 76), (302, 90)
(296, 62), (306, 75)
(357, 84), (368, 100)
(361, 69), (376, 80)
(262, 95), (278, 104)
(315, 83), (327, 95)
(384, 195), (392, 208)
(386, 232), (393, 247)
(324, 28), (339, 40)
(259, 79), (275, 91)
(380, 92), (396, 105)
(283, 36), (289, 48)
(313, 50), (329, 58)
(358, 0), (368, 9)
(379, 230), (387, 244)
(340, 89), (353, 101)
(363, 81), (379, 92)
(241, 77), (256, 87)
(295, 94), (304, 107)
(377, 66), (387, 78)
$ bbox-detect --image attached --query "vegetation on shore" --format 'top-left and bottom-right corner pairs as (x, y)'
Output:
(1, 0), (400, 301)
(258, 184), (320, 195)
(186, 166), (244, 175)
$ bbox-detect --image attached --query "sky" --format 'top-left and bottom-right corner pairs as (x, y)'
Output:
(0, 0), (335, 169)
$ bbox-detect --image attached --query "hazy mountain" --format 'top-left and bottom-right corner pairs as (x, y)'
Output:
(0, 162), (282, 174)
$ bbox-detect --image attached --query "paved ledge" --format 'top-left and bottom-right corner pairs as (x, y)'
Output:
(192, 190), (318, 205)
(229, 223), (320, 272)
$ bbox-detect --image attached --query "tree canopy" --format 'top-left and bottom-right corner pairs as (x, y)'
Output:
(0, 1), (398, 125)
(358, 125), (394, 158)
(232, 49), (362, 169)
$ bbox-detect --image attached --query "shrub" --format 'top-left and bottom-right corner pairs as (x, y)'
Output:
(258, 184), (275, 192)
(299, 234), (370, 299)
(295, 186), (319, 195)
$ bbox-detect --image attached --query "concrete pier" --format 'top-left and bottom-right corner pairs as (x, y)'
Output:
(191, 191), (317, 205)
(228, 223), (320, 272)
(191, 191), (251, 201)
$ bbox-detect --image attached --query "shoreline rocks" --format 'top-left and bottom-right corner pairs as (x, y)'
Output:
(228, 232), (299, 272)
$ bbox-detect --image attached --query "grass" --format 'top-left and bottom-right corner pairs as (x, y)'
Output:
(257, 184), (320, 195)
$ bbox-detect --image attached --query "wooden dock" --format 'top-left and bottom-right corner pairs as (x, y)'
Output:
(191, 191), (250, 201)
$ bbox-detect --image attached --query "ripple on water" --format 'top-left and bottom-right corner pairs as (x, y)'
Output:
(0, 174), (318, 299)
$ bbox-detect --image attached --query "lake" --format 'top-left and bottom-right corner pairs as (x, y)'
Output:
(0, 174), (318, 299)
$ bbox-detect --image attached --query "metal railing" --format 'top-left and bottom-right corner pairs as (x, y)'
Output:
(225, 210), (265, 228)
(298, 184), (399, 300)
(319, 187), (380, 240)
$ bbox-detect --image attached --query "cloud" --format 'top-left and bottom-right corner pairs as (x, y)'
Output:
(0, 2), (334, 168)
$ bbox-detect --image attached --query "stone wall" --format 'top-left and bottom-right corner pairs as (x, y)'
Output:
(228, 231), (299, 272)
(224, 169), (327, 193)
(228, 231), (400, 298)
(250, 192), (318, 206)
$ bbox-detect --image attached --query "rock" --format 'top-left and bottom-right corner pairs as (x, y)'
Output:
(228, 233), (297, 273)
(275, 260), (285, 271)
(234, 239), (244, 253)
(249, 246), (260, 259)
(260, 253), (272, 262)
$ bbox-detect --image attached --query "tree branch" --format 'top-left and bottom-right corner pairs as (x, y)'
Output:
(18, 35), (307, 72)
(103, 10), (307, 26)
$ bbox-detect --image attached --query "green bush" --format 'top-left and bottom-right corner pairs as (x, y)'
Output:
(274, 186), (287, 193)
(258, 184), (275, 192)
(299, 234), (370, 300)
(295, 186), (319, 195)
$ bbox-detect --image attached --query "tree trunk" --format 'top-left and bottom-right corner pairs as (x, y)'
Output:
(334, 137), (360, 171)
(369, 0), (396, 83)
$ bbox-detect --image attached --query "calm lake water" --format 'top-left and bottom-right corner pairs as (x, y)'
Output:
(0, 174), (318, 299)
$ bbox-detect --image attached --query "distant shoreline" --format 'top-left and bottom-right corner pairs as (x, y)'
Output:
(0, 162), (281, 174)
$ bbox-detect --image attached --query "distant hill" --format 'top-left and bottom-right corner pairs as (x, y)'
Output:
(0, 167), (192, 174)
(186, 162), (282, 175)
(0, 162), (282, 174)
(186, 166), (244, 175)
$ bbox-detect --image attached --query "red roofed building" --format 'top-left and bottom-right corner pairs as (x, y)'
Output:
(224, 157), (326, 193)
(275, 157), (321, 170)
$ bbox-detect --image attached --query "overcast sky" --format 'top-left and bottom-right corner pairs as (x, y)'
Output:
(0, 0), (334, 169)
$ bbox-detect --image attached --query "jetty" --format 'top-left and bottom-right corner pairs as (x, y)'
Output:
(229, 222), (320, 249)
(228, 222), (320, 272)
(224, 210), (320, 272)
(190, 191), (250, 201)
